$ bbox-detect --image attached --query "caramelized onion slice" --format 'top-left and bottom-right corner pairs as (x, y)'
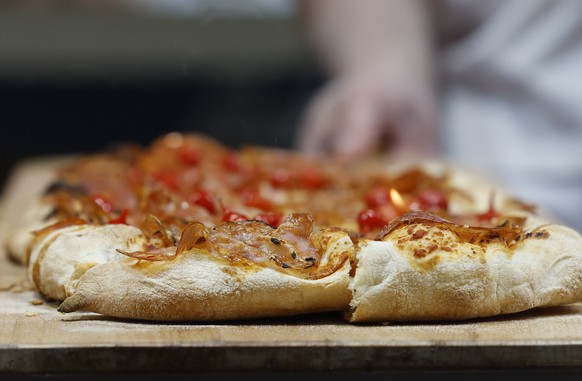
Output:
(32, 217), (87, 237)
(176, 221), (209, 255)
(117, 246), (177, 261)
(114, 213), (349, 280)
(376, 210), (526, 247)
(141, 214), (176, 247)
(204, 213), (325, 271)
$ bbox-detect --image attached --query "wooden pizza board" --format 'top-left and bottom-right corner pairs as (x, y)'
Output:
(1, 156), (581, 376)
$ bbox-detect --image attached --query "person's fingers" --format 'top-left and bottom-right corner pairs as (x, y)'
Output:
(389, 98), (438, 160)
(331, 96), (383, 157)
(297, 75), (439, 160)
(405, 95), (438, 152)
(296, 87), (339, 154)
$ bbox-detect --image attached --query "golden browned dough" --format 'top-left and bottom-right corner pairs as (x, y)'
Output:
(57, 227), (354, 321)
(347, 212), (582, 322)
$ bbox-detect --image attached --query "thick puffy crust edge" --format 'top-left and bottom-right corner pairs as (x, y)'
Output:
(28, 224), (147, 301)
(4, 200), (54, 264)
(347, 220), (582, 322)
(58, 230), (353, 321)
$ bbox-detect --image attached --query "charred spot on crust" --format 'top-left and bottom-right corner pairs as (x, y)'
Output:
(270, 253), (316, 270)
(44, 181), (86, 196)
(303, 257), (316, 269)
(520, 229), (550, 241)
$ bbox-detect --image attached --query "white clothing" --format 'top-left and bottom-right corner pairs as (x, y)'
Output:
(439, 0), (582, 232)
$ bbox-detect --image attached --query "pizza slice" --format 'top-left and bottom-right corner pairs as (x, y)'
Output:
(55, 214), (354, 321)
(348, 211), (582, 322)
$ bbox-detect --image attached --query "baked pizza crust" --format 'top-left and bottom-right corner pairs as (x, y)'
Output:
(57, 227), (354, 321)
(347, 214), (582, 322)
(28, 224), (147, 301)
(5, 200), (53, 264)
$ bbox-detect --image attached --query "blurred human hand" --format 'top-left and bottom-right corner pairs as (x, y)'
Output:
(296, 0), (437, 160)
(296, 62), (438, 160)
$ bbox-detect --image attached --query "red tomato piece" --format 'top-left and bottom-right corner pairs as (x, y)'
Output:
(300, 168), (327, 190)
(109, 208), (128, 225)
(222, 151), (241, 172)
(178, 146), (201, 166)
(477, 204), (498, 221)
(416, 189), (448, 211)
(239, 188), (272, 211)
(223, 210), (249, 222)
(253, 212), (284, 228)
(188, 189), (216, 214)
(270, 168), (293, 188)
(357, 208), (390, 235)
(364, 186), (391, 208)
(127, 167), (143, 188)
(152, 170), (179, 191)
(477, 192), (498, 221)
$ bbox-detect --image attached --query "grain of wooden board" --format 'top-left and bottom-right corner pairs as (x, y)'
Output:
(1, 156), (581, 375)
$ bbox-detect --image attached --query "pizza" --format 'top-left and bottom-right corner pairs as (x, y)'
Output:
(5, 132), (582, 322)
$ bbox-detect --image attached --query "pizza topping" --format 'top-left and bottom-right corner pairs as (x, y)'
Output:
(239, 188), (273, 211)
(358, 183), (453, 237)
(141, 214), (176, 248)
(223, 210), (249, 222)
(178, 145), (201, 166)
(275, 213), (321, 260)
(45, 191), (111, 224)
(357, 208), (391, 236)
(222, 151), (241, 172)
(253, 212), (284, 228)
(300, 167), (327, 190)
(175, 221), (209, 255)
(32, 218), (87, 238)
(151, 170), (179, 192)
(364, 186), (391, 209)
(33, 132), (544, 280)
(92, 194), (113, 213)
(414, 189), (448, 212)
(267, 166), (328, 191)
(117, 246), (177, 261)
(188, 189), (217, 214)
(477, 192), (498, 222)
(269, 168), (293, 188)
(117, 212), (343, 278)
(109, 209), (129, 225)
(44, 181), (86, 196)
(377, 210), (543, 250)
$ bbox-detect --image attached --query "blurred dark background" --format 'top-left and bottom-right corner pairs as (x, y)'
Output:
(0, 0), (323, 194)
